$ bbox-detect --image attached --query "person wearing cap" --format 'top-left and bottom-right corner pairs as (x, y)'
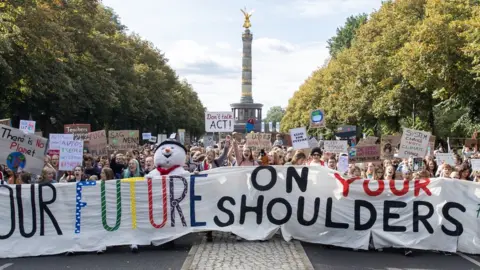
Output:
(307, 147), (324, 166)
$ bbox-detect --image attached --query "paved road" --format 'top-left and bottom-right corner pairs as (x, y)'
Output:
(302, 243), (480, 270)
(2, 234), (480, 270)
(0, 234), (202, 270)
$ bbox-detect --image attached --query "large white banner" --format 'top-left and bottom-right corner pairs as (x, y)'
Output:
(1, 166), (480, 258)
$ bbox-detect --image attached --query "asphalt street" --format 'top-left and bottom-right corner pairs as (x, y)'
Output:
(302, 243), (480, 270)
(2, 235), (480, 270)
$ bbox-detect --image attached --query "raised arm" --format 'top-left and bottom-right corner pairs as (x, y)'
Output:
(233, 139), (242, 166)
(215, 136), (231, 166)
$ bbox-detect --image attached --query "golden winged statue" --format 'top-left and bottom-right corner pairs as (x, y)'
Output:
(240, 8), (254, 29)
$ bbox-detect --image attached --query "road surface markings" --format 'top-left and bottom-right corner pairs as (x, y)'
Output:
(0, 263), (13, 270)
(457, 252), (480, 267)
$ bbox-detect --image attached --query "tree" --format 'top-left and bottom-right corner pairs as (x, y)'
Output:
(264, 106), (285, 124)
(283, 0), (480, 139)
(327, 13), (368, 58)
(0, 0), (205, 137)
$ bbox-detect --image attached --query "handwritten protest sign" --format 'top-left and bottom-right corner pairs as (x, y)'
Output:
(87, 130), (107, 156)
(0, 124), (47, 174)
(59, 140), (84, 171)
(108, 130), (139, 151)
(245, 133), (272, 151)
(19, 120), (35, 134)
(435, 153), (456, 166)
(381, 135), (401, 159)
(398, 128), (430, 158)
(205, 112), (234, 132)
(64, 124), (91, 141)
(3, 166), (480, 258)
(289, 127), (309, 149)
(323, 140), (348, 153)
(49, 134), (74, 150)
(351, 144), (380, 163)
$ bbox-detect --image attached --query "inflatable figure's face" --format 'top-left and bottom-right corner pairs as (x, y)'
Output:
(154, 142), (186, 168)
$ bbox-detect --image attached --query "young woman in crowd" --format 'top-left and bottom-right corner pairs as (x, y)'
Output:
(232, 140), (258, 166)
(100, 167), (115, 181)
(123, 159), (143, 178)
(307, 147), (323, 166)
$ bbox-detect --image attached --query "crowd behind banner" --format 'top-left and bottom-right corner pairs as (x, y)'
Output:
(2, 122), (480, 257)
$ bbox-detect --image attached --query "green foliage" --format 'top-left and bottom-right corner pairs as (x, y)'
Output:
(263, 106), (285, 124)
(327, 13), (368, 58)
(0, 0), (205, 137)
(283, 0), (480, 139)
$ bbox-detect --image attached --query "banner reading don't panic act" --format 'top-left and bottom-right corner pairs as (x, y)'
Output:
(1, 166), (480, 258)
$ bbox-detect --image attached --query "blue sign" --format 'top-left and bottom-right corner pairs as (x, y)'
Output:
(310, 109), (325, 127)
(6, 152), (26, 172)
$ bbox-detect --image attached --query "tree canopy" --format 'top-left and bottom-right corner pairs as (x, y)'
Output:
(0, 0), (205, 137)
(282, 0), (480, 139)
(264, 106), (285, 124)
(327, 13), (368, 58)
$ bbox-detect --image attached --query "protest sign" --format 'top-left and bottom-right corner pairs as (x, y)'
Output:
(205, 112), (234, 132)
(2, 165), (480, 258)
(108, 130), (139, 151)
(64, 124), (91, 141)
(245, 133), (272, 151)
(178, 129), (185, 144)
(149, 136), (157, 143)
(380, 135), (401, 160)
(398, 128), (430, 158)
(0, 124), (47, 174)
(49, 134), (74, 150)
(19, 120), (35, 134)
(204, 135), (215, 148)
(337, 155), (349, 173)
(87, 130), (107, 156)
(59, 140), (84, 171)
(290, 127), (309, 149)
(310, 109), (325, 128)
(471, 159), (480, 171)
(142, 133), (151, 140)
(323, 140), (348, 153)
(435, 153), (456, 166)
(351, 144), (381, 163)
(308, 137), (318, 149)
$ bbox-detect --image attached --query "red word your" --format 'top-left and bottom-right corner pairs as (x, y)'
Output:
(333, 173), (431, 197)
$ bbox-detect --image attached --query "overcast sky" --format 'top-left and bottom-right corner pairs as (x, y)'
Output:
(102, 0), (382, 116)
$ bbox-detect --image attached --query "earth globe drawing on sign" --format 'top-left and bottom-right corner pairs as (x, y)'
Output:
(311, 110), (324, 123)
(6, 152), (26, 172)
